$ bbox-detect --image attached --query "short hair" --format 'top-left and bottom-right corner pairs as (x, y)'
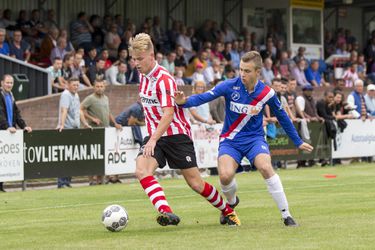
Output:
(354, 79), (364, 86)
(63, 54), (73, 62)
(241, 51), (263, 70)
(68, 77), (79, 83)
(271, 78), (281, 85)
(128, 33), (154, 55)
(93, 78), (105, 85)
(53, 57), (62, 63)
(2, 74), (13, 81)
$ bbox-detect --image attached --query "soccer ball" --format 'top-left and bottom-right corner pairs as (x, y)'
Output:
(102, 204), (129, 232)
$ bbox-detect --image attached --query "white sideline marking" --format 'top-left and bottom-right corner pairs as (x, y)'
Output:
(0, 181), (372, 214)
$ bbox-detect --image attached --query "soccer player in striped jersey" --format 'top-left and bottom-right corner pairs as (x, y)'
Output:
(175, 51), (313, 227)
(129, 33), (240, 226)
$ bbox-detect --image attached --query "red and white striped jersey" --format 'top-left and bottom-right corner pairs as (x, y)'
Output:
(139, 63), (191, 137)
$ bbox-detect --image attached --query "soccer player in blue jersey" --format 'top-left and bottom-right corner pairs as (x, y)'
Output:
(175, 51), (313, 226)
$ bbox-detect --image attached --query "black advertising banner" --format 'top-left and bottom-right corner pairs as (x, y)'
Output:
(24, 129), (105, 179)
(268, 122), (331, 161)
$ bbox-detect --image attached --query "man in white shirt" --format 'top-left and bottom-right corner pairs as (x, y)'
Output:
(105, 61), (128, 85)
(364, 84), (375, 116)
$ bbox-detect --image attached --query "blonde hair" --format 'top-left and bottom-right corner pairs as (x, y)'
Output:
(241, 51), (263, 70)
(192, 81), (206, 94)
(128, 33), (154, 55)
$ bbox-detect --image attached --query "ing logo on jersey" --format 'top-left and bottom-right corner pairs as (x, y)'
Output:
(231, 91), (241, 101)
(230, 101), (261, 115)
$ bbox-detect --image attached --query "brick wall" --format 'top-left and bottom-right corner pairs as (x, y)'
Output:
(17, 85), (193, 130)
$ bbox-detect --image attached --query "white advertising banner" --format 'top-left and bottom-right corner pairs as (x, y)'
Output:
(332, 120), (375, 158)
(0, 130), (24, 182)
(104, 127), (140, 175)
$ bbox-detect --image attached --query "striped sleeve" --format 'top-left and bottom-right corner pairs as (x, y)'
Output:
(156, 76), (176, 107)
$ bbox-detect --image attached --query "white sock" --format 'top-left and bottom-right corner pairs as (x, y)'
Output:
(220, 178), (237, 205)
(265, 174), (291, 219)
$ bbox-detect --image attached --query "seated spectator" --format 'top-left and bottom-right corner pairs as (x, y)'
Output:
(50, 37), (69, 63)
(59, 29), (75, 53)
(9, 30), (30, 62)
(332, 91), (354, 123)
(222, 42), (232, 65)
(84, 46), (97, 69)
(357, 53), (367, 82)
(43, 9), (58, 31)
(305, 59), (329, 87)
(40, 27), (59, 62)
(277, 51), (293, 79)
(71, 53), (91, 88)
(291, 59), (310, 87)
(175, 45), (187, 73)
(185, 50), (209, 77)
(105, 61), (128, 85)
(105, 23), (122, 59)
(335, 42), (350, 56)
(115, 100), (145, 126)
(46, 57), (64, 93)
(364, 84), (375, 116)
(222, 64), (236, 80)
(260, 38), (276, 61)
(296, 85), (323, 123)
(176, 24), (194, 61)
(100, 49), (112, 70)
(261, 58), (275, 86)
(292, 46), (306, 64)
(230, 40), (241, 69)
(189, 81), (216, 125)
(175, 69), (185, 86)
(70, 12), (93, 50)
(342, 62), (359, 88)
(116, 47), (129, 65)
(90, 14), (105, 51)
(0, 28), (10, 55)
(212, 42), (224, 62)
(126, 57), (140, 84)
(88, 57), (105, 84)
(23, 9), (47, 50)
(0, 9), (16, 29)
(203, 57), (222, 86)
(161, 51), (176, 75)
(347, 79), (368, 120)
(155, 51), (163, 65)
(191, 62), (205, 83)
(333, 77), (345, 93)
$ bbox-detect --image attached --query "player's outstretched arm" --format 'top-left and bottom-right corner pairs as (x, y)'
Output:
(299, 142), (314, 152)
(178, 82), (226, 108)
(174, 91), (187, 105)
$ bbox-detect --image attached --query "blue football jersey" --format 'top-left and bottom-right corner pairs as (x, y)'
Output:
(183, 77), (303, 146)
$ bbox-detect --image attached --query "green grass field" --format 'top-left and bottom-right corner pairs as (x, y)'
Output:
(1, 164), (375, 250)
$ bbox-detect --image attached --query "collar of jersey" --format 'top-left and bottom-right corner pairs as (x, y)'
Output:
(145, 62), (159, 79)
(241, 79), (261, 95)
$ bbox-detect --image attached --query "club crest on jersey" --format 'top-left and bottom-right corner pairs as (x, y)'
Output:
(231, 91), (241, 101)
(230, 101), (261, 115)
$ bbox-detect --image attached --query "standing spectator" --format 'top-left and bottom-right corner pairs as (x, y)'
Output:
(0, 75), (32, 192)
(126, 57), (140, 84)
(9, 29), (31, 62)
(46, 57), (64, 93)
(56, 78), (90, 188)
(364, 84), (375, 116)
(81, 79), (122, 185)
(347, 79), (368, 120)
(261, 58), (275, 86)
(88, 57), (105, 84)
(105, 61), (128, 85)
(50, 37), (68, 63)
(0, 28), (10, 55)
(342, 62), (359, 88)
(189, 81), (216, 125)
(291, 59), (310, 87)
(305, 60), (329, 87)
(70, 12), (93, 50)
(105, 24), (122, 59)
(161, 51), (176, 75)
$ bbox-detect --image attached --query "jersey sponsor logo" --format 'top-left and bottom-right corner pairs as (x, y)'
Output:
(229, 101), (261, 115)
(140, 96), (159, 105)
(233, 86), (240, 90)
(231, 91), (241, 101)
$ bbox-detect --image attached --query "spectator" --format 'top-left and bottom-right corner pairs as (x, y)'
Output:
(261, 58), (275, 86)
(176, 24), (194, 61)
(305, 59), (329, 87)
(296, 85), (323, 123)
(46, 57), (64, 93)
(88, 57), (105, 84)
(105, 23), (122, 59)
(24, 9), (47, 48)
(189, 81), (216, 125)
(230, 40), (241, 69)
(126, 57), (140, 84)
(81, 79), (122, 185)
(155, 51), (163, 65)
(335, 42), (349, 56)
(291, 59), (310, 87)
(0, 28), (9, 55)
(15, 10), (28, 31)
(0, 9), (16, 29)
(161, 51), (176, 75)
(364, 84), (375, 116)
(342, 62), (359, 88)
(277, 51), (293, 79)
(70, 12), (93, 50)
(40, 27), (59, 62)
(9, 29), (31, 62)
(260, 38), (276, 61)
(221, 22), (236, 43)
(84, 46), (97, 69)
(333, 77), (345, 93)
(105, 61), (128, 85)
(175, 69), (185, 86)
(56, 78), (90, 188)
(222, 64), (236, 80)
(0, 75), (32, 192)
(212, 42), (225, 61)
(222, 42), (232, 64)
(71, 53), (91, 88)
(332, 91), (353, 120)
(292, 46), (306, 64)
(100, 49), (112, 70)
(115, 100), (145, 127)
(357, 53), (367, 82)
(90, 14), (105, 51)
(59, 29), (75, 52)
(50, 37), (68, 63)
(203, 57), (222, 86)
(114, 14), (125, 36)
(151, 16), (167, 52)
(185, 50), (208, 77)
(43, 9), (58, 30)
(191, 62), (205, 83)
(364, 36), (375, 76)
(61, 54), (74, 83)
(116, 47), (129, 64)
(175, 45), (187, 73)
